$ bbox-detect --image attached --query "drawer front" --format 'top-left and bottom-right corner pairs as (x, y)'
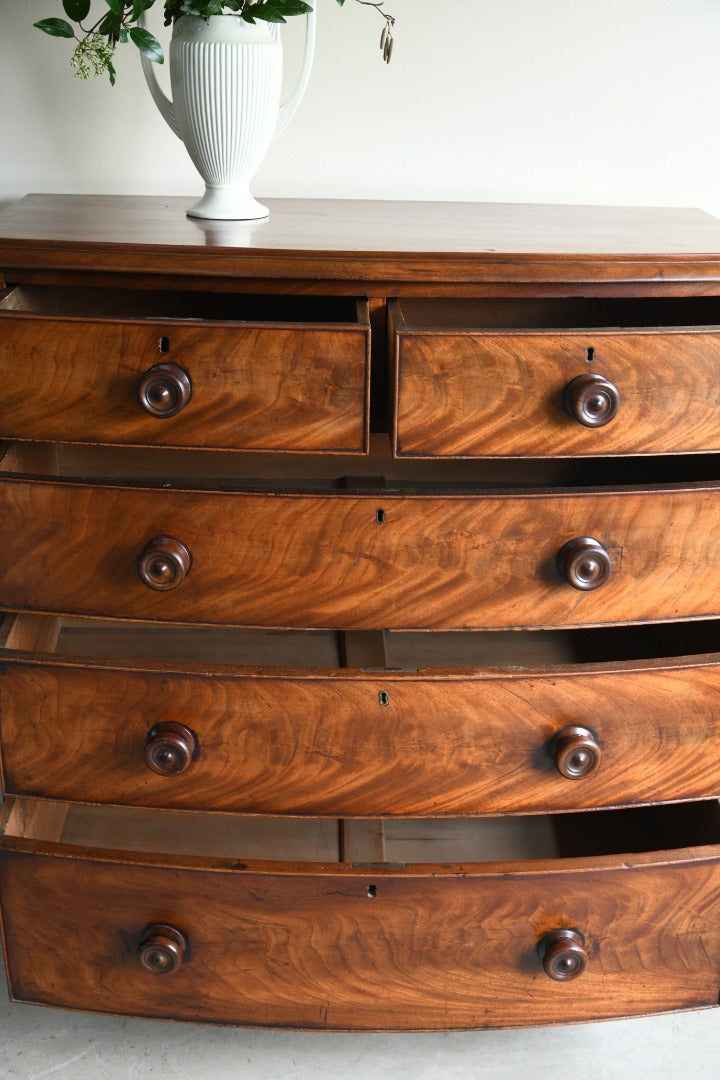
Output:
(0, 315), (369, 453)
(2, 850), (720, 1028)
(4, 654), (720, 814)
(393, 327), (720, 457)
(1, 479), (720, 629)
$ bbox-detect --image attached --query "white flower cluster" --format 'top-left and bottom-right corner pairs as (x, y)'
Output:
(70, 33), (116, 79)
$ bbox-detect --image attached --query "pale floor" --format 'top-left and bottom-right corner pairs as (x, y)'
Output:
(1, 967), (719, 1080)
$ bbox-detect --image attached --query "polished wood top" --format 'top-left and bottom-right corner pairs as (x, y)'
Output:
(3, 195), (720, 284)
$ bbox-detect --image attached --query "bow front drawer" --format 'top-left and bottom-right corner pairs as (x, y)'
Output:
(0, 286), (370, 453)
(2, 444), (720, 629)
(2, 798), (720, 1029)
(391, 297), (720, 457)
(3, 614), (720, 815)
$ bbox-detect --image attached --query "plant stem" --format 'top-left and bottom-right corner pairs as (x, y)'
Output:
(353, 0), (395, 25)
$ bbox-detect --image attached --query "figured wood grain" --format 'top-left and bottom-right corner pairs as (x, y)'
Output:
(394, 327), (720, 457)
(4, 196), (720, 1033)
(2, 850), (720, 1028)
(2, 477), (720, 629)
(5, 647), (720, 813)
(0, 313), (369, 453)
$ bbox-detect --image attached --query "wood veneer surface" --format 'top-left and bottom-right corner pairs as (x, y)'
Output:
(394, 326), (720, 457)
(4, 196), (720, 285)
(3, 851), (720, 1029)
(2, 478), (720, 629)
(4, 196), (720, 1030)
(5, 641), (720, 814)
(0, 309), (369, 453)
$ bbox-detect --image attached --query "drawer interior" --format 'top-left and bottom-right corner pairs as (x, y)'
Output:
(0, 285), (365, 326)
(4, 613), (720, 671)
(3, 797), (719, 866)
(394, 296), (720, 331)
(4, 613), (720, 670)
(4, 436), (720, 490)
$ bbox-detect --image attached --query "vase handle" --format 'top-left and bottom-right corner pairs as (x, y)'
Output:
(274, 5), (317, 139)
(137, 13), (181, 138)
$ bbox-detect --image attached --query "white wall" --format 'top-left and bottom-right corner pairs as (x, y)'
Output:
(3, 0), (720, 217)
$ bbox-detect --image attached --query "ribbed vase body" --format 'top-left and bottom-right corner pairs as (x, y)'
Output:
(170, 17), (282, 220)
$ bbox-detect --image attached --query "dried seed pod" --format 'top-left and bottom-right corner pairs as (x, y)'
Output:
(380, 25), (388, 50)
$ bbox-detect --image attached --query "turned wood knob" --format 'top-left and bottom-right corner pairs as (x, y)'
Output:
(145, 722), (197, 776)
(136, 924), (187, 975)
(551, 725), (601, 779)
(137, 536), (191, 591)
(557, 536), (612, 591)
(138, 362), (192, 418)
(538, 928), (588, 981)
(565, 373), (619, 427)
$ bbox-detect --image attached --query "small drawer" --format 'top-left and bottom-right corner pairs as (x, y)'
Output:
(4, 614), (720, 815)
(0, 286), (370, 453)
(2, 798), (720, 1029)
(2, 444), (720, 630)
(391, 297), (720, 457)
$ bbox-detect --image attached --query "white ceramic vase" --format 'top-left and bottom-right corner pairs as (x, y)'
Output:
(139, 12), (316, 220)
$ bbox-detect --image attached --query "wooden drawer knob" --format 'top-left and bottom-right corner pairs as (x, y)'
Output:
(538, 928), (588, 981)
(565, 373), (620, 427)
(138, 362), (192, 418)
(551, 725), (601, 779)
(557, 536), (612, 591)
(145, 722), (197, 776)
(137, 536), (191, 591)
(136, 924), (187, 975)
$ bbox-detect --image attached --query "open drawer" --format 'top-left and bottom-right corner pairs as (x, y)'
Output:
(391, 296), (720, 457)
(0, 286), (370, 453)
(4, 613), (720, 815)
(2, 797), (720, 1029)
(3, 442), (720, 629)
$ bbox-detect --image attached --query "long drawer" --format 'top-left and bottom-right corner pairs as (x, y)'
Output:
(2, 449), (720, 628)
(391, 297), (720, 457)
(2, 798), (720, 1029)
(3, 614), (720, 815)
(0, 286), (370, 453)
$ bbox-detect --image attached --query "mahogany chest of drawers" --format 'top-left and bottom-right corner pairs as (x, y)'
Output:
(2, 195), (720, 1030)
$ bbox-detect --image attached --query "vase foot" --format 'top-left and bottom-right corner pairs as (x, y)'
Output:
(186, 186), (269, 221)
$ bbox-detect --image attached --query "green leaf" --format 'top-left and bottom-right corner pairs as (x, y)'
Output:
(129, 26), (164, 62)
(33, 18), (76, 38)
(180, 0), (223, 16)
(62, 0), (91, 20)
(257, 0), (312, 14)
(277, 1), (312, 13)
(249, 4), (288, 24)
(104, 0), (125, 17)
(132, 0), (153, 19)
